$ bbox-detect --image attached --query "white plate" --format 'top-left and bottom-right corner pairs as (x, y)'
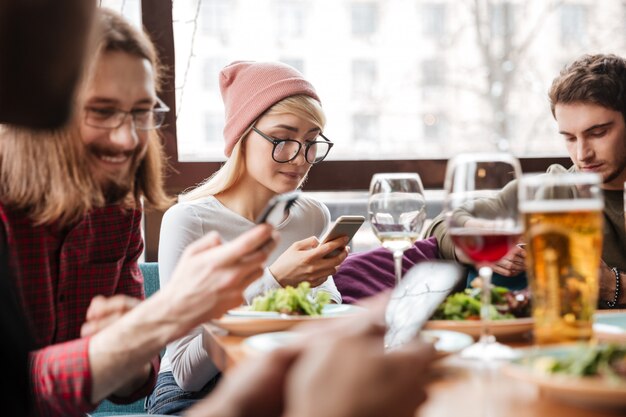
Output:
(424, 317), (534, 339)
(593, 312), (626, 342)
(242, 331), (303, 353)
(212, 304), (365, 336)
(502, 345), (626, 410)
(242, 329), (473, 359)
(420, 329), (474, 358)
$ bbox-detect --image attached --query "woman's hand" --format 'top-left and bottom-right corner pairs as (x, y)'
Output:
(269, 236), (349, 287)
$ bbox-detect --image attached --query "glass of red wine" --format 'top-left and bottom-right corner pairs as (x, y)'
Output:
(443, 152), (523, 360)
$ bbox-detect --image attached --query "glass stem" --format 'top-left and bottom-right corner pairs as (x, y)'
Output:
(393, 250), (404, 285)
(479, 266), (494, 345)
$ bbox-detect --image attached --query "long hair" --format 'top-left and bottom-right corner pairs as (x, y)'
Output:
(181, 94), (325, 202)
(0, 125), (102, 226)
(0, 8), (172, 227)
(92, 8), (172, 210)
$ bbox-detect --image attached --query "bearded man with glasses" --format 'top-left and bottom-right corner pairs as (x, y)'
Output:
(0, 9), (277, 417)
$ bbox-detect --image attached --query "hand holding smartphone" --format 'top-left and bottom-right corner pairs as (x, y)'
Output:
(320, 215), (365, 258)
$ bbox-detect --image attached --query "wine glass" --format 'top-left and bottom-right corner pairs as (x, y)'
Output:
(443, 153), (523, 360)
(368, 173), (427, 285)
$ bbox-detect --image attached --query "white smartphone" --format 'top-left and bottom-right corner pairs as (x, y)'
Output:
(320, 215), (365, 258)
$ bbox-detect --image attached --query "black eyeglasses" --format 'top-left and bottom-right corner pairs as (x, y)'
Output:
(84, 97), (170, 131)
(252, 126), (334, 164)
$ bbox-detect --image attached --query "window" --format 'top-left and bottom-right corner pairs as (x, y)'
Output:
(202, 57), (228, 92)
(352, 59), (377, 99)
(203, 114), (224, 146)
(276, 1), (305, 39)
(423, 113), (446, 141)
(200, 0), (232, 42)
(351, 2), (378, 36)
(489, 2), (515, 38)
(100, 0), (141, 26)
(352, 114), (379, 143)
(560, 4), (587, 46)
(421, 3), (446, 39)
(280, 58), (305, 73)
(168, 0), (626, 162)
(421, 58), (445, 87)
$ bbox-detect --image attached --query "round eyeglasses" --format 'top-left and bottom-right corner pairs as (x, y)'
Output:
(84, 97), (170, 131)
(252, 126), (334, 164)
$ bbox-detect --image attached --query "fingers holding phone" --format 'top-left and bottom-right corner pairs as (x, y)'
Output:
(269, 235), (348, 288)
(320, 215), (365, 259)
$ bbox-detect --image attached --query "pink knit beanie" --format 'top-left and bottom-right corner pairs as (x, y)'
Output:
(219, 61), (320, 157)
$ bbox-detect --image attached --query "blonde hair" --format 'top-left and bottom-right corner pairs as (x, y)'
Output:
(181, 95), (325, 202)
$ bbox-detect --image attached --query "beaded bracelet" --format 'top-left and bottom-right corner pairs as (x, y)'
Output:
(606, 267), (621, 308)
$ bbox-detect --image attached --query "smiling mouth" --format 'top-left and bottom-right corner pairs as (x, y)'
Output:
(97, 154), (130, 164)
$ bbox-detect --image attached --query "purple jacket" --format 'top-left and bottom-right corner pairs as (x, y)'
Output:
(334, 237), (440, 304)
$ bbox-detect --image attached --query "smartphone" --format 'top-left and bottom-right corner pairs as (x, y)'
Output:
(255, 191), (301, 226)
(385, 261), (464, 350)
(320, 215), (365, 258)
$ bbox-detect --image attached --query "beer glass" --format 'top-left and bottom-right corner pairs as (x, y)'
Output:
(519, 173), (603, 345)
(368, 173), (427, 284)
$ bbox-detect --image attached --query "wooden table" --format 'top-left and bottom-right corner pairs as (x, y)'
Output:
(202, 319), (625, 417)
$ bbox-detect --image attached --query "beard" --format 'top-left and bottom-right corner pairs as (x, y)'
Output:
(85, 142), (145, 205)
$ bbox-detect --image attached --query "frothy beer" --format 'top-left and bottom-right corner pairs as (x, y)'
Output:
(521, 199), (603, 344)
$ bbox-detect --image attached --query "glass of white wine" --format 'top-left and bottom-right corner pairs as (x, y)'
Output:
(368, 173), (427, 284)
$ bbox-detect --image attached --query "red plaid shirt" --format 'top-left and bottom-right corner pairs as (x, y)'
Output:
(0, 204), (158, 417)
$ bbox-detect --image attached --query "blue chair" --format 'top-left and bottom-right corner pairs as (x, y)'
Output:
(91, 262), (160, 416)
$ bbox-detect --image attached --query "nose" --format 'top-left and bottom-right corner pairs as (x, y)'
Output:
(109, 116), (139, 150)
(576, 138), (594, 162)
(288, 144), (309, 166)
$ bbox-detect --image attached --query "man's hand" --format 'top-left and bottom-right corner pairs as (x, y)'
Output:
(163, 225), (278, 334)
(81, 294), (140, 337)
(491, 244), (526, 277)
(598, 261), (625, 306)
(283, 323), (434, 417)
(185, 304), (435, 417)
(185, 348), (299, 417)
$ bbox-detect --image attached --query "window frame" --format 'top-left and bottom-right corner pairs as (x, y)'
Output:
(141, 0), (571, 260)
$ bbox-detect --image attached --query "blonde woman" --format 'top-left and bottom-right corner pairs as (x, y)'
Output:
(150, 61), (346, 414)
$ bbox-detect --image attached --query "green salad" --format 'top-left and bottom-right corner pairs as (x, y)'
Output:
(431, 283), (530, 321)
(251, 282), (331, 316)
(534, 344), (626, 381)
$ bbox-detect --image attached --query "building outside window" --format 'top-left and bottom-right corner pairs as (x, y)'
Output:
(200, 0), (232, 42)
(351, 2), (378, 36)
(352, 113), (379, 143)
(421, 3), (446, 40)
(170, 0), (621, 162)
(276, 1), (305, 39)
(352, 59), (377, 99)
(560, 4), (587, 46)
